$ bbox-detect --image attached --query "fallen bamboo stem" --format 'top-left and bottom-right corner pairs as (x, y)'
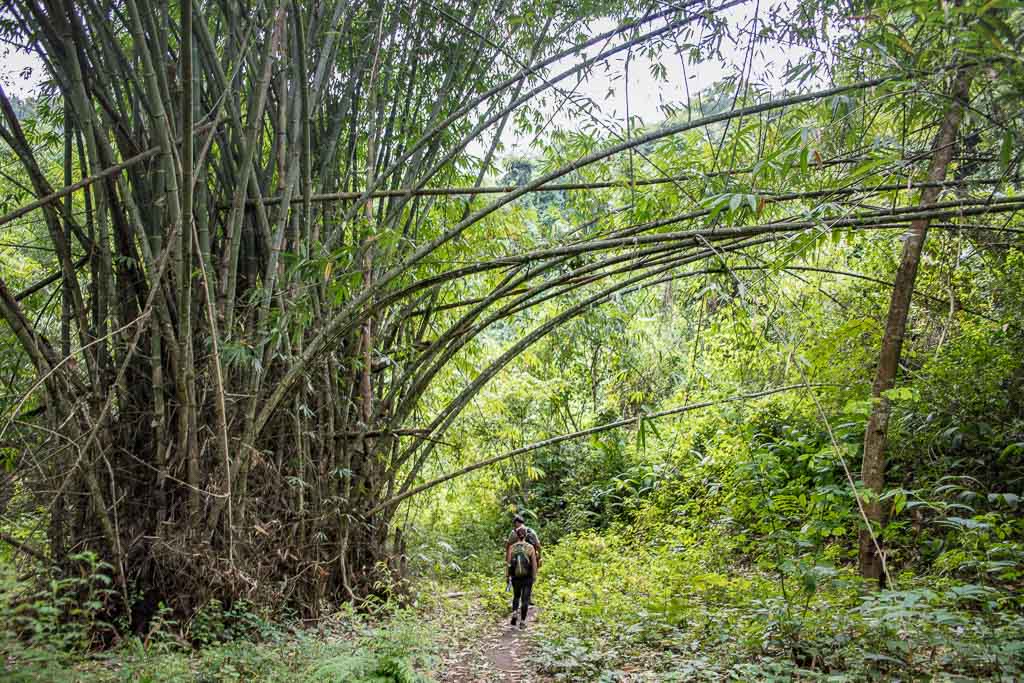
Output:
(241, 173), (1018, 207)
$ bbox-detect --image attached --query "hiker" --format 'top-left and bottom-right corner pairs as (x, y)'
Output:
(506, 526), (537, 629)
(505, 514), (541, 567)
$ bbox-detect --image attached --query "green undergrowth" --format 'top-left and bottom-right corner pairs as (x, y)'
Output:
(1, 553), (500, 683)
(1, 590), (437, 683)
(468, 529), (1024, 681)
(5, 544), (1023, 681)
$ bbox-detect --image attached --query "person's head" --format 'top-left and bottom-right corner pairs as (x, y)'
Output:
(515, 527), (527, 541)
(513, 514), (525, 528)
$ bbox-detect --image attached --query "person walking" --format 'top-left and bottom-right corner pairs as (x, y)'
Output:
(506, 514), (541, 567)
(506, 526), (537, 629)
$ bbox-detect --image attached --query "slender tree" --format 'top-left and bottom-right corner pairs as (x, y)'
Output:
(859, 67), (975, 586)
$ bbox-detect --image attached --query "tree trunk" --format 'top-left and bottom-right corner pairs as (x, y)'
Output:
(859, 68), (974, 586)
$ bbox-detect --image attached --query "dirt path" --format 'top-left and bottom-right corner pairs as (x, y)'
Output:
(433, 593), (546, 682)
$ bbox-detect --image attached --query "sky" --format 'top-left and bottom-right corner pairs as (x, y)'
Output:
(0, 1), (808, 151)
(0, 43), (43, 97)
(500, 1), (809, 154)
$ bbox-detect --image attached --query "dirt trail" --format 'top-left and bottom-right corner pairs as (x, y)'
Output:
(434, 593), (545, 683)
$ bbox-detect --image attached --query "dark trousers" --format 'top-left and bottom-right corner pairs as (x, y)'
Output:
(511, 577), (533, 620)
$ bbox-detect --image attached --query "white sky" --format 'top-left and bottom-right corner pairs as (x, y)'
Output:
(0, 44), (44, 96)
(1, 1), (808, 151)
(501, 1), (808, 154)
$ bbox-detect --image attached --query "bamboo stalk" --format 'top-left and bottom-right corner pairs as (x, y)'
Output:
(370, 384), (834, 515)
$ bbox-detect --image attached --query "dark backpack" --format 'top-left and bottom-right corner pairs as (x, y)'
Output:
(509, 541), (532, 578)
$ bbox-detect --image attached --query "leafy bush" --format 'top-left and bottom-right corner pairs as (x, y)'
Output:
(528, 527), (1024, 680)
(0, 556), (437, 683)
(185, 599), (278, 647)
(1, 551), (116, 678)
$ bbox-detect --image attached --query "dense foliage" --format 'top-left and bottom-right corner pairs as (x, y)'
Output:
(1, 0), (1023, 679)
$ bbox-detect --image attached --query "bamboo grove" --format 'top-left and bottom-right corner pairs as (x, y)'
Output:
(0, 0), (1021, 625)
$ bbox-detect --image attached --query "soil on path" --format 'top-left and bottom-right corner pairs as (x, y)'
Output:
(433, 592), (546, 683)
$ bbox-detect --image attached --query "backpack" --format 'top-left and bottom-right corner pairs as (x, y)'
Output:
(509, 541), (532, 578)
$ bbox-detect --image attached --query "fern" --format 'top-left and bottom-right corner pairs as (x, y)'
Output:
(307, 653), (428, 683)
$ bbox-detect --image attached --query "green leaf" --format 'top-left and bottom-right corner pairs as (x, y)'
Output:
(978, 0), (1008, 13)
(977, 18), (1007, 51)
(882, 386), (916, 402)
(1000, 132), (1013, 173)
(999, 442), (1024, 462)
(850, 157), (888, 179)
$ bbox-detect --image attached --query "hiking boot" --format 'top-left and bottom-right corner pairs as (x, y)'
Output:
(518, 620), (526, 630)
(510, 614), (517, 626)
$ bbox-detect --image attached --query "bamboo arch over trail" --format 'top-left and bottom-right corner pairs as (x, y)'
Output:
(0, 0), (1021, 619)
(368, 383), (838, 515)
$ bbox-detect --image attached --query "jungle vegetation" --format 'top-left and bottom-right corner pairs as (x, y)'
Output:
(0, 0), (1022, 679)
